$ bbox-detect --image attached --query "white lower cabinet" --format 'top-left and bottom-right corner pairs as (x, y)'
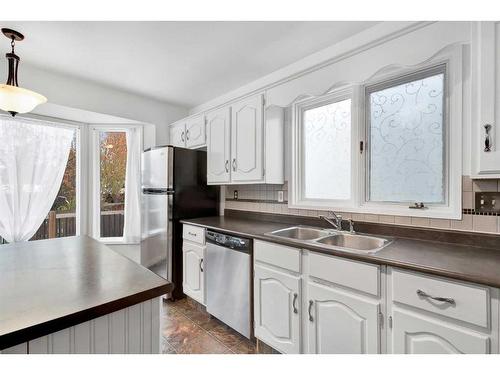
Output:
(182, 241), (205, 304)
(254, 264), (301, 354)
(391, 309), (490, 354)
(306, 281), (381, 354)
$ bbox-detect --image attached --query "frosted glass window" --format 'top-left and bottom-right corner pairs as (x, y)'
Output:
(303, 98), (351, 200)
(368, 72), (445, 203)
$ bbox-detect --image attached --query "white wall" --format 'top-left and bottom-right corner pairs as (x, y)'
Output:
(189, 21), (474, 176)
(0, 62), (188, 145)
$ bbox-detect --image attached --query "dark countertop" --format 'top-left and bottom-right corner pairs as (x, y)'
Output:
(181, 215), (500, 289)
(0, 236), (171, 350)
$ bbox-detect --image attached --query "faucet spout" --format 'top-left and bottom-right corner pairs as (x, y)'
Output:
(319, 211), (343, 230)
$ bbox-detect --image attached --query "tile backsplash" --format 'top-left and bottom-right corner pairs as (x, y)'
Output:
(223, 176), (500, 234)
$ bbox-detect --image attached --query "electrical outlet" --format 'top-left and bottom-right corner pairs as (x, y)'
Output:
(277, 190), (284, 202)
(234, 190), (238, 200)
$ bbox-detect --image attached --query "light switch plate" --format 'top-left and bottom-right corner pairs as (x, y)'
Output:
(277, 190), (284, 202)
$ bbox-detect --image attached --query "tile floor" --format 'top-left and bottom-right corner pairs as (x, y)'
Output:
(161, 297), (278, 354)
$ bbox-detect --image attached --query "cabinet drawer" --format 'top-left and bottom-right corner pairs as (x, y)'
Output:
(391, 269), (490, 328)
(254, 240), (301, 273)
(308, 252), (380, 296)
(182, 224), (205, 245)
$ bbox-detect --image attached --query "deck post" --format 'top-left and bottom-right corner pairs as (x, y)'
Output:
(48, 211), (57, 238)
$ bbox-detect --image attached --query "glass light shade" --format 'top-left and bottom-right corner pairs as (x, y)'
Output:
(0, 84), (47, 114)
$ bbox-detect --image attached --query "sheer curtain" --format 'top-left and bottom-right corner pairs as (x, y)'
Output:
(123, 127), (141, 244)
(0, 116), (74, 243)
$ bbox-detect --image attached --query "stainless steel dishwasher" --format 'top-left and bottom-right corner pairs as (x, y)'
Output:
(205, 230), (252, 339)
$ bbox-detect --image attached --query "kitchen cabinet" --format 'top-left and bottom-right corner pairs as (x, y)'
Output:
(169, 121), (186, 148)
(306, 281), (381, 354)
(254, 263), (301, 354)
(186, 114), (206, 148)
(471, 22), (500, 177)
(230, 94), (264, 182)
(182, 224), (206, 304)
(206, 106), (231, 184)
(391, 309), (489, 354)
(169, 114), (206, 149)
(206, 94), (284, 185)
(387, 267), (496, 354)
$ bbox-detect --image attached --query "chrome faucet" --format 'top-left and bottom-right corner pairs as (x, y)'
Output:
(319, 211), (343, 230)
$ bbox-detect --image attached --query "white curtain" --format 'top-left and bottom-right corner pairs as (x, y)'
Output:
(123, 127), (141, 244)
(0, 117), (74, 243)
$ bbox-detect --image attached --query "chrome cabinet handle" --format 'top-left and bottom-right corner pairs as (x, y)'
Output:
(200, 258), (204, 272)
(308, 300), (314, 322)
(484, 124), (492, 152)
(188, 232), (197, 237)
(292, 293), (298, 314)
(225, 160), (229, 173)
(416, 289), (455, 305)
(181, 131), (185, 143)
(232, 158), (237, 172)
(186, 129), (190, 141)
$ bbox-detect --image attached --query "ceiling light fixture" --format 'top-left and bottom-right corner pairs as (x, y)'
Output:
(0, 28), (46, 117)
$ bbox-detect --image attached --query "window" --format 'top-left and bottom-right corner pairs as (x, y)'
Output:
(366, 66), (446, 205)
(291, 89), (357, 209)
(291, 52), (462, 219)
(98, 130), (127, 239)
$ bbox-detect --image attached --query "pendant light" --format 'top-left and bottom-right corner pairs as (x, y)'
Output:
(0, 28), (46, 117)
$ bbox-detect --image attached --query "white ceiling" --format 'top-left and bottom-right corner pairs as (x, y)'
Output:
(0, 21), (379, 109)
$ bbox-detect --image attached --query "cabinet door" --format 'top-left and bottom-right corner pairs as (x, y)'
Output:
(182, 242), (205, 304)
(231, 94), (264, 182)
(169, 122), (186, 148)
(206, 107), (231, 183)
(391, 309), (490, 354)
(186, 114), (206, 148)
(306, 281), (380, 354)
(472, 22), (500, 177)
(254, 264), (301, 354)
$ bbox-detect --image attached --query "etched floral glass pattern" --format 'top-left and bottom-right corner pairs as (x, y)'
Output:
(368, 72), (445, 203)
(303, 98), (351, 200)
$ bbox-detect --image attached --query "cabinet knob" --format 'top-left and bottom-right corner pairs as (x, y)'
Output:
(186, 129), (190, 141)
(181, 131), (185, 143)
(308, 300), (314, 322)
(232, 158), (237, 172)
(292, 293), (298, 314)
(225, 160), (229, 173)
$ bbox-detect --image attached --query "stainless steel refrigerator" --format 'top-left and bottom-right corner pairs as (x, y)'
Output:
(141, 146), (219, 300)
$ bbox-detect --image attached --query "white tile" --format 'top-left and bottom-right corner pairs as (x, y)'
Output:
(364, 214), (379, 223)
(462, 191), (473, 209)
(473, 215), (498, 233)
(379, 215), (395, 224)
(462, 175), (473, 192)
(411, 217), (430, 227)
(473, 179), (498, 192)
(429, 218), (451, 229)
(394, 216), (411, 225)
(451, 214), (473, 231)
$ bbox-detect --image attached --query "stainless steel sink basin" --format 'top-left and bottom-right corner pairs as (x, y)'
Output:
(266, 226), (333, 241)
(315, 233), (391, 253)
(265, 225), (392, 254)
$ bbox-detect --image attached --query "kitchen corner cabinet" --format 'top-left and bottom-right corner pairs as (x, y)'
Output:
(169, 114), (206, 149)
(182, 225), (206, 305)
(471, 21), (500, 178)
(206, 93), (284, 185)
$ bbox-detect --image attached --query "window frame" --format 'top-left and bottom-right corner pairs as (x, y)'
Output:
(363, 64), (448, 207)
(91, 124), (143, 244)
(289, 46), (463, 219)
(290, 87), (360, 210)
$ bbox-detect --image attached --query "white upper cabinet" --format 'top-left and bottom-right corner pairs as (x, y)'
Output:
(231, 94), (264, 182)
(169, 121), (186, 148)
(472, 22), (500, 177)
(306, 281), (380, 354)
(185, 114), (206, 149)
(206, 107), (231, 184)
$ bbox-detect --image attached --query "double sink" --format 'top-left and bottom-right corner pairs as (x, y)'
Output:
(265, 226), (392, 254)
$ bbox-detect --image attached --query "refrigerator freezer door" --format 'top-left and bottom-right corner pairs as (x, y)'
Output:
(140, 192), (171, 280)
(142, 147), (173, 190)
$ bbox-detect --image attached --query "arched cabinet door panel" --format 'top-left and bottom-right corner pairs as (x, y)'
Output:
(230, 94), (264, 182)
(169, 122), (186, 148)
(186, 114), (206, 149)
(306, 281), (380, 354)
(391, 309), (490, 354)
(254, 264), (300, 354)
(182, 242), (204, 304)
(206, 107), (231, 184)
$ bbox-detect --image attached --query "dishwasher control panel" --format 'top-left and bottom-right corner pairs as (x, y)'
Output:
(206, 230), (251, 252)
